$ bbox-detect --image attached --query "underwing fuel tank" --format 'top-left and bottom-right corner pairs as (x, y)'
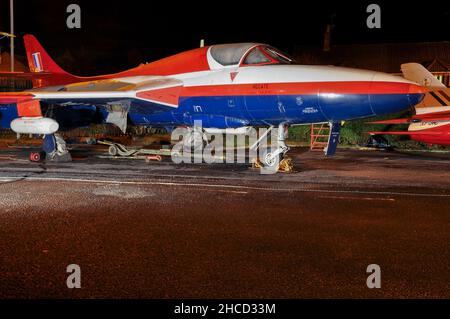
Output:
(11, 117), (59, 135)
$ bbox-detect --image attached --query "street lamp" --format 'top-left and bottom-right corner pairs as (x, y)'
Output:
(10, 0), (14, 72)
(1, 1), (16, 72)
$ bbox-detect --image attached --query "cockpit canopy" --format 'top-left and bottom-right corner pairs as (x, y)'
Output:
(208, 43), (295, 68)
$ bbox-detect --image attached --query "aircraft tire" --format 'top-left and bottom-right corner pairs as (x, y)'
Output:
(260, 148), (282, 168)
(109, 145), (119, 156)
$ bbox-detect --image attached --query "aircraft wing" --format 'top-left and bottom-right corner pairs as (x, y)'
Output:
(368, 118), (411, 124)
(417, 110), (450, 121)
(369, 110), (450, 125)
(0, 76), (183, 132)
(0, 92), (35, 104)
(25, 76), (183, 106)
(369, 131), (444, 136)
(0, 76), (182, 105)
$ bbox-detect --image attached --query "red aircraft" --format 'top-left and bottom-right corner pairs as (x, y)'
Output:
(369, 63), (450, 146)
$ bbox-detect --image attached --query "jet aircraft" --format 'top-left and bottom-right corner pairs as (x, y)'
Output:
(0, 35), (424, 166)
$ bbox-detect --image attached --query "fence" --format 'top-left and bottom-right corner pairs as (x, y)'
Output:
(0, 77), (32, 92)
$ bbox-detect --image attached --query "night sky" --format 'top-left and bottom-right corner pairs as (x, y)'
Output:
(0, 0), (449, 74)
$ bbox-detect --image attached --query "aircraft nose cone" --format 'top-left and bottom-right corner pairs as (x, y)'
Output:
(370, 80), (425, 116)
(407, 83), (426, 106)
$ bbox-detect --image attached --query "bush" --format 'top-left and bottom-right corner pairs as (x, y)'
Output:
(286, 110), (449, 150)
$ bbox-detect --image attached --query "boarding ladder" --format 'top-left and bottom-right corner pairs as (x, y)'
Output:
(310, 123), (330, 151)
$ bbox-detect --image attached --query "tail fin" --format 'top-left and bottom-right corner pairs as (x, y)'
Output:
(401, 63), (446, 89)
(23, 34), (78, 87)
(24, 35), (68, 74)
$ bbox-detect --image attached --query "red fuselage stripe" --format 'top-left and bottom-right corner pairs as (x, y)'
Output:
(180, 81), (422, 97)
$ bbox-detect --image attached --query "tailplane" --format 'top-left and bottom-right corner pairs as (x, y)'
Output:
(401, 63), (446, 89)
(401, 63), (450, 110)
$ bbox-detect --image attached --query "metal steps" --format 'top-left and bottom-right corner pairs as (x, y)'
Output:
(310, 123), (330, 151)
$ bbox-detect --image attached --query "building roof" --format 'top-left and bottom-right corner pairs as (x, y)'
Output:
(292, 42), (450, 73)
(0, 51), (28, 72)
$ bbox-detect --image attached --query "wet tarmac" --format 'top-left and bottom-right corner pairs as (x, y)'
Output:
(0, 144), (449, 298)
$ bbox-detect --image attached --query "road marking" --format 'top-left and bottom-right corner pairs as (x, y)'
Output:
(317, 195), (396, 201)
(212, 189), (249, 194)
(0, 176), (449, 198)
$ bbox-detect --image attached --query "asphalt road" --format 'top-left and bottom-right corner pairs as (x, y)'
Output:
(0, 144), (449, 298)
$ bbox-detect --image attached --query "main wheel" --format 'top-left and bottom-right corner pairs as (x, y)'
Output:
(260, 148), (282, 168)
(108, 145), (119, 156)
(183, 128), (206, 152)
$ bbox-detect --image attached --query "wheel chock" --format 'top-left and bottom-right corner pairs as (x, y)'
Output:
(251, 157), (293, 173)
(145, 155), (162, 162)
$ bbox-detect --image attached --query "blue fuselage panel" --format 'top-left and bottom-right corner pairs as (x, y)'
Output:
(130, 92), (422, 128)
(0, 92), (423, 130)
(0, 104), (18, 129)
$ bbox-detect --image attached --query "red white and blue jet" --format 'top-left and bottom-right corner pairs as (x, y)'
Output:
(0, 35), (425, 165)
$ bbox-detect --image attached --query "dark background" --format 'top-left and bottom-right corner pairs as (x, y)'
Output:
(0, 0), (449, 74)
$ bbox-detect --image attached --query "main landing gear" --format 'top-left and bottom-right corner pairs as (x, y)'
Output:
(182, 126), (208, 151)
(251, 123), (293, 172)
(174, 123), (293, 172)
(29, 133), (72, 163)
